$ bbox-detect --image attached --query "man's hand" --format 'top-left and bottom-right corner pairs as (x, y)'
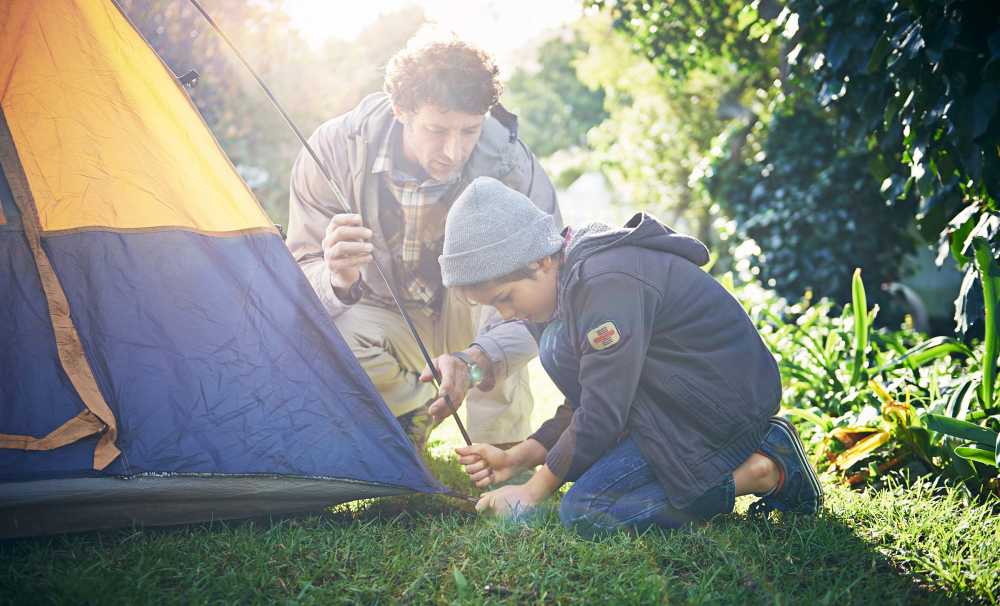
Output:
(455, 443), (518, 488)
(419, 348), (495, 422)
(475, 484), (542, 518)
(323, 213), (374, 295)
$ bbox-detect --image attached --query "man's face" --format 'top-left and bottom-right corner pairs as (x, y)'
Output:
(394, 103), (485, 181)
(462, 258), (560, 324)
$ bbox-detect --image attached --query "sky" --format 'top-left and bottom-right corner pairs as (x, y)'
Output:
(283, 0), (583, 66)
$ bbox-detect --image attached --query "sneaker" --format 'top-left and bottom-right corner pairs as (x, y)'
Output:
(749, 416), (823, 516)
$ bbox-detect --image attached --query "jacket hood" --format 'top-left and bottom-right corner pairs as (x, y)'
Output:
(557, 212), (710, 311)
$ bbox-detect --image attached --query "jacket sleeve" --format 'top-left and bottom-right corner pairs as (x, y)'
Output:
(545, 272), (661, 481)
(471, 309), (539, 381)
(528, 399), (574, 450)
(285, 118), (359, 319)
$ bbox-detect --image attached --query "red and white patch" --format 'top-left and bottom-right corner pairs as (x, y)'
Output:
(587, 321), (621, 351)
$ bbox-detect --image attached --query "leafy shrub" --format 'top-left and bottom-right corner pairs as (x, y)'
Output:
(707, 104), (917, 311)
(728, 269), (999, 496)
(782, 0), (1000, 332)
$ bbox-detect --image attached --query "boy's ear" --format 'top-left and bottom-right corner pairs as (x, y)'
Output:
(537, 256), (557, 273)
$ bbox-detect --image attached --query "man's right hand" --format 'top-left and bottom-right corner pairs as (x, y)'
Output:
(323, 213), (374, 294)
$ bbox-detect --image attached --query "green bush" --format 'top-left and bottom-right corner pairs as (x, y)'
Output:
(784, 0), (1000, 333)
(707, 104), (917, 311)
(727, 269), (999, 496)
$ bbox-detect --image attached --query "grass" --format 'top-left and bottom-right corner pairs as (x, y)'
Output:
(3, 361), (999, 605)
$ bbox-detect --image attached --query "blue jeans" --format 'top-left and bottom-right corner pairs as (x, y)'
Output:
(560, 437), (735, 537)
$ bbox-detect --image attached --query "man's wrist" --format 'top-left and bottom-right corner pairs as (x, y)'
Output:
(331, 274), (364, 305)
(463, 345), (496, 389)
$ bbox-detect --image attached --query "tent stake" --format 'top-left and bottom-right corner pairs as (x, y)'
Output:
(186, 0), (472, 447)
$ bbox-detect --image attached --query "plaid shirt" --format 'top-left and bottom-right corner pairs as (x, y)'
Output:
(371, 121), (464, 313)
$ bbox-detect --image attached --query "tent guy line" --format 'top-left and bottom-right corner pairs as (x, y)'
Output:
(184, 0), (473, 447)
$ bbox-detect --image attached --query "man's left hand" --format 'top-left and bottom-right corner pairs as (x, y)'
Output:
(420, 348), (494, 422)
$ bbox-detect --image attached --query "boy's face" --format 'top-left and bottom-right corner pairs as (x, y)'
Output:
(394, 103), (484, 182)
(462, 257), (560, 323)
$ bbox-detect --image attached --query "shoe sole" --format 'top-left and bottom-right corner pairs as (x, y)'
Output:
(770, 416), (824, 513)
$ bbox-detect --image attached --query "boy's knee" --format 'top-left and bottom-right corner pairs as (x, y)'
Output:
(558, 486), (609, 536)
(558, 490), (584, 528)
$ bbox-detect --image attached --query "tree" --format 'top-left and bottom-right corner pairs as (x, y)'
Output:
(503, 32), (608, 158)
(118, 1), (426, 228)
(574, 14), (742, 244)
(788, 0), (1000, 333)
(586, 2), (920, 311)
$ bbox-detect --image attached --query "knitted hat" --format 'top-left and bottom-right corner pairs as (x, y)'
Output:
(439, 176), (564, 287)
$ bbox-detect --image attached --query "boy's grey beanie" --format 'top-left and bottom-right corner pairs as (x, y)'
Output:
(440, 176), (564, 287)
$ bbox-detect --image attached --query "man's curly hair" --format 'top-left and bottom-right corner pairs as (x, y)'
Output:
(384, 32), (502, 115)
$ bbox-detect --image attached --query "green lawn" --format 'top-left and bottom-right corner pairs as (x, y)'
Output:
(3, 361), (999, 605)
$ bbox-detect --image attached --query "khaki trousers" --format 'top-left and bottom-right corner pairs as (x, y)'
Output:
(333, 292), (534, 444)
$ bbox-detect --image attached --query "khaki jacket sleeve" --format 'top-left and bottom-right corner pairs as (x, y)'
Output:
(285, 118), (359, 319)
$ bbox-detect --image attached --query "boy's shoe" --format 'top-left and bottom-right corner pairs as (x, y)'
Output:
(749, 416), (823, 516)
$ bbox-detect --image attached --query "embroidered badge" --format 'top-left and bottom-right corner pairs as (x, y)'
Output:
(587, 321), (621, 351)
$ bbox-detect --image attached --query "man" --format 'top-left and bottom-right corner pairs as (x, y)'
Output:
(285, 33), (561, 450)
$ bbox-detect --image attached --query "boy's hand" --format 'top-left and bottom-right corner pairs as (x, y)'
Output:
(475, 484), (542, 518)
(455, 443), (516, 488)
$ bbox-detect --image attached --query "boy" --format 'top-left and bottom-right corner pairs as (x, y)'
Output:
(437, 177), (821, 535)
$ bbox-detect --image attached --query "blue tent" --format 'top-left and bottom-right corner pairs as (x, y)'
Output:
(0, 0), (443, 538)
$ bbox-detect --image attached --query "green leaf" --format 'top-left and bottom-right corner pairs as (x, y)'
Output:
(945, 376), (981, 420)
(452, 568), (469, 596)
(954, 446), (999, 468)
(973, 237), (1000, 409)
(782, 407), (831, 431)
(874, 336), (973, 373)
(948, 206), (978, 266)
(866, 35), (890, 73)
(850, 268), (869, 386)
(924, 413), (999, 448)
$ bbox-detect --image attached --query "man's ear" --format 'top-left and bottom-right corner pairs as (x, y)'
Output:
(391, 103), (409, 125)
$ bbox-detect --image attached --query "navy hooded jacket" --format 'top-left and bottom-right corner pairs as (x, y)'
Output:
(527, 213), (781, 509)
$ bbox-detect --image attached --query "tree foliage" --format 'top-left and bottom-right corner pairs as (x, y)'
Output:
(788, 0), (1000, 333)
(706, 105), (915, 305)
(591, 1), (920, 310)
(569, 15), (744, 242)
(119, 0), (425, 227)
(504, 33), (608, 158)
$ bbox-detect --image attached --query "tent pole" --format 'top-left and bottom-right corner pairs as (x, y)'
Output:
(185, 0), (472, 447)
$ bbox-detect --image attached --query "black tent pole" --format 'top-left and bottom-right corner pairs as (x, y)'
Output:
(185, 0), (473, 447)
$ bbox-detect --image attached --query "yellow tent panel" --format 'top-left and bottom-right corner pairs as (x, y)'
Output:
(0, 0), (272, 233)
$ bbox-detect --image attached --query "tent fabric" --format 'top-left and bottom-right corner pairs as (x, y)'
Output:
(1, 476), (414, 538)
(0, 0), (273, 233)
(0, 114), (120, 468)
(0, 0), (444, 537)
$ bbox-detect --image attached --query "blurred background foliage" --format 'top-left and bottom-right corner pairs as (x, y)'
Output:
(121, 0), (999, 495)
(120, 0), (426, 228)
